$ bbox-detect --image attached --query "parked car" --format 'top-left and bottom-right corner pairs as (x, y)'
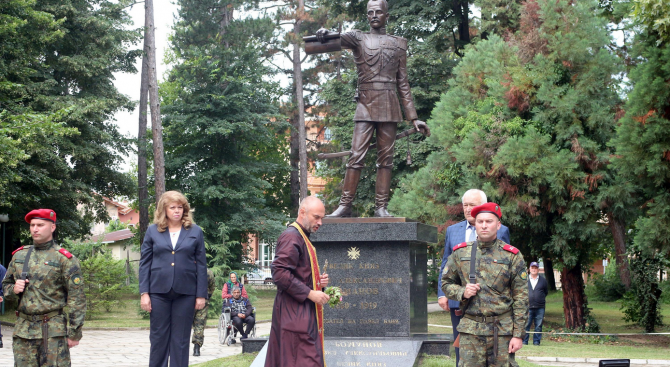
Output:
(246, 271), (273, 285)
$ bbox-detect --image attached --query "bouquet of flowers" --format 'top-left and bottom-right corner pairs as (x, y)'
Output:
(325, 287), (343, 308)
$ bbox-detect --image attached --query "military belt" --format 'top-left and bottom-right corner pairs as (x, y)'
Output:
(358, 82), (397, 91)
(464, 310), (513, 357)
(463, 310), (512, 324)
(17, 310), (63, 322)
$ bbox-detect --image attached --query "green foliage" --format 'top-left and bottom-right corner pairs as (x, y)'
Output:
(80, 251), (129, 319)
(391, 0), (621, 329)
(207, 289), (223, 319)
(612, 27), (670, 257)
(620, 243), (668, 332)
(0, 0), (141, 243)
(105, 219), (129, 233)
(161, 0), (290, 269)
(633, 0), (670, 45)
(586, 261), (626, 302)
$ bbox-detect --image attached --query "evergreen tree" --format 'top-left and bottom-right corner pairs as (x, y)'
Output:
(611, 4), (670, 331)
(0, 0), (141, 248)
(161, 0), (291, 270)
(392, 0), (621, 330)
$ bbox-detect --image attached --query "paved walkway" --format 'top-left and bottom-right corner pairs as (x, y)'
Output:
(0, 323), (272, 366)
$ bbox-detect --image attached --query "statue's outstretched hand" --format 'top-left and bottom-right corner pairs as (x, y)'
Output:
(413, 119), (431, 137)
(316, 28), (329, 43)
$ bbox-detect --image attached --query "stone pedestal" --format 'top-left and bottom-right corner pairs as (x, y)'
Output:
(311, 218), (436, 338)
(250, 219), (448, 367)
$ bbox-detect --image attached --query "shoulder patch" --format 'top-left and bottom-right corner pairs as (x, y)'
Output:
(12, 246), (24, 256)
(503, 244), (519, 254)
(58, 248), (73, 259)
(453, 242), (468, 251)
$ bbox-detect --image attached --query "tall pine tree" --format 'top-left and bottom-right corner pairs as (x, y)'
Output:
(161, 0), (291, 270)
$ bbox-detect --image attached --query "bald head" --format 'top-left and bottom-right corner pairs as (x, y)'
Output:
(297, 196), (326, 233)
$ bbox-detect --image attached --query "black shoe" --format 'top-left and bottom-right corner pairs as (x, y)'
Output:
(193, 344), (200, 356)
(522, 342), (528, 345)
(241, 334), (248, 340)
(533, 343), (540, 346)
(0, 340), (3, 348)
(230, 338), (236, 344)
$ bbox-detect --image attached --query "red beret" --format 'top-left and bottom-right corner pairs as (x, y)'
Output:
(25, 209), (57, 223)
(471, 202), (502, 220)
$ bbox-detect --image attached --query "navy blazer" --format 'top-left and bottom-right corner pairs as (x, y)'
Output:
(139, 223), (208, 298)
(437, 220), (511, 309)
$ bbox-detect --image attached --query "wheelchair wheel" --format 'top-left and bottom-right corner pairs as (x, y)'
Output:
(218, 313), (231, 345)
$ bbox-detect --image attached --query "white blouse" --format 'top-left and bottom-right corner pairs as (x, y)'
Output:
(169, 230), (181, 249)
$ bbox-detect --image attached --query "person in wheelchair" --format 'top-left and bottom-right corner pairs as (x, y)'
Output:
(222, 286), (255, 344)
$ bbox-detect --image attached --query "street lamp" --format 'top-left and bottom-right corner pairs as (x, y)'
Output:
(0, 214), (7, 315)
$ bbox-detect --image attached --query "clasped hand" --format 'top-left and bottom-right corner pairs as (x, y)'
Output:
(463, 283), (481, 299)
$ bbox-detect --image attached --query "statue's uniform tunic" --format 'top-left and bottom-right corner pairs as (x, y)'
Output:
(191, 269), (215, 347)
(340, 30), (418, 171)
(265, 224), (324, 367)
(441, 239), (528, 367)
(2, 240), (86, 367)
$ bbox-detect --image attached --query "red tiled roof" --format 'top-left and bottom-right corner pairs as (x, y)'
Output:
(102, 196), (133, 215)
(89, 229), (134, 243)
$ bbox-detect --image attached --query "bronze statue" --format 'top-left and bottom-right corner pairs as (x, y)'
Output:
(305, 0), (430, 218)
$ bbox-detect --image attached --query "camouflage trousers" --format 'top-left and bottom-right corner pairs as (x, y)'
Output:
(191, 300), (210, 346)
(13, 336), (70, 367)
(458, 333), (517, 367)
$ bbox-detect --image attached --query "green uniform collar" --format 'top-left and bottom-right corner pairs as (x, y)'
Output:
(477, 238), (497, 249)
(33, 239), (54, 250)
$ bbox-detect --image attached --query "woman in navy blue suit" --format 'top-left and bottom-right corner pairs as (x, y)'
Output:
(139, 191), (208, 367)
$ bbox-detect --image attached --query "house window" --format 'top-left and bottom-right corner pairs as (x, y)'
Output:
(324, 128), (332, 141)
(260, 241), (275, 267)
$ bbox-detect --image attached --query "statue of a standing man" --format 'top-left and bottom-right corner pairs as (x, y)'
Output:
(311, 0), (430, 218)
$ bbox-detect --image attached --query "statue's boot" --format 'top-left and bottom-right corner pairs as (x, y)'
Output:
(374, 167), (394, 217)
(327, 168), (361, 217)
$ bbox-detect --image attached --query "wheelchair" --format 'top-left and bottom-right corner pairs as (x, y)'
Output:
(218, 305), (257, 346)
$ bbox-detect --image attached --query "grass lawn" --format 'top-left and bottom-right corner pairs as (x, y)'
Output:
(427, 291), (670, 360)
(191, 352), (258, 367)
(0, 288), (278, 329)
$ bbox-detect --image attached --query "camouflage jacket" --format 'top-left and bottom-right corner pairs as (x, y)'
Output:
(441, 238), (528, 338)
(207, 269), (215, 298)
(2, 240), (86, 340)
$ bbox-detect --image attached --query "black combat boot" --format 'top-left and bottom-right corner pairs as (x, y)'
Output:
(193, 344), (200, 356)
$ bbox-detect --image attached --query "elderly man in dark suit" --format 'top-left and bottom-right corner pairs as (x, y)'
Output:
(437, 189), (511, 366)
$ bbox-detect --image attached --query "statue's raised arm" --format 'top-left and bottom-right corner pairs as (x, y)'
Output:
(303, 0), (430, 218)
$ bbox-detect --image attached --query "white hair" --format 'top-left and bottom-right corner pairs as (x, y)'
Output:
(462, 189), (487, 205)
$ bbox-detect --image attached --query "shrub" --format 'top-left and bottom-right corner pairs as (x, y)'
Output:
(586, 260), (626, 302)
(80, 251), (129, 319)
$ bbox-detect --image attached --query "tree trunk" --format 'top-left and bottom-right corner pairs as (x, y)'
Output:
(293, 0), (308, 201)
(289, 111), (301, 217)
(561, 262), (588, 330)
(607, 212), (631, 290)
(146, 0), (165, 204)
(138, 19), (150, 244)
(543, 257), (557, 292)
(457, 1), (470, 44)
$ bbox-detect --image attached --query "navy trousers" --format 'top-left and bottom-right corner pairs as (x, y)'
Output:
(149, 290), (196, 367)
(523, 307), (545, 345)
(450, 308), (461, 366)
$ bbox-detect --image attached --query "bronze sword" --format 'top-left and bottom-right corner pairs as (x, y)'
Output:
(317, 127), (419, 160)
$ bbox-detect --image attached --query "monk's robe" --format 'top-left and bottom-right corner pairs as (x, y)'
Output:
(265, 223), (324, 367)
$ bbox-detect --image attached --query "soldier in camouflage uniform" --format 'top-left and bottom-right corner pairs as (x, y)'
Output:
(442, 203), (528, 367)
(2, 209), (86, 367)
(192, 269), (215, 356)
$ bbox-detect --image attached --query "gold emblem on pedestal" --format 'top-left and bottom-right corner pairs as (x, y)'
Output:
(347, 247), (361, 260)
